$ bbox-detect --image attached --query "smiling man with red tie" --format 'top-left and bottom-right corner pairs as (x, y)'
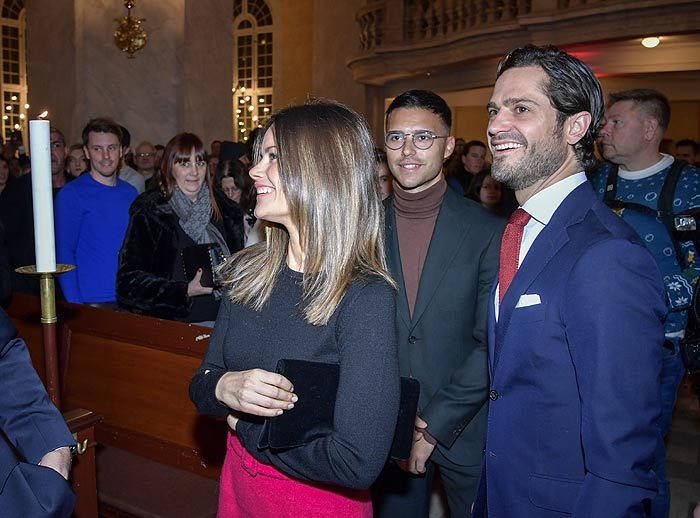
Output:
(472, 45), (667, 518)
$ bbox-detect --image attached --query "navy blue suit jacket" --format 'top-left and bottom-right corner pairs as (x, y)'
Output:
(473, 182), (665, 517)
(0, 307), (75, 517)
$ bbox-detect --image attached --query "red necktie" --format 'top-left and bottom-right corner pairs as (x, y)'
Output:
(499, 208), (531, 304)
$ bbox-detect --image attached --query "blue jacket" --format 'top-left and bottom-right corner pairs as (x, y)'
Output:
(473, 182), (665, 517)
(0, 307), (75, 517)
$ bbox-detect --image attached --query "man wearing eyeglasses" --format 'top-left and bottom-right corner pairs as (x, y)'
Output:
(372, 90), (504, 517)
(134, 141), (158, 190)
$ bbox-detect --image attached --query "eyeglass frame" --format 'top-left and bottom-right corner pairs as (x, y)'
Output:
(384, 130), (450, 150)
(136, 152), (155, 158)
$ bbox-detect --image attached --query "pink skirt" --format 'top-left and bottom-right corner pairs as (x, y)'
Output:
(218, 432), (373, 518)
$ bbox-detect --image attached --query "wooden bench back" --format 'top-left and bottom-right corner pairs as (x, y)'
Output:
(6, 293), (227, 479)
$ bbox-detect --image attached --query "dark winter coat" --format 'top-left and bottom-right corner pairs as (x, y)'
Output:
(116, 188), (245, 319)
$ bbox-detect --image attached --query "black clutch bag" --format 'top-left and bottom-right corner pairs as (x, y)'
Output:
(181, 243), (222, 288)
(257, 359), (420, 460)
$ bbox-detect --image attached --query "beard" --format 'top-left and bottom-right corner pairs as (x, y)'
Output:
(491, 127), (567, 191)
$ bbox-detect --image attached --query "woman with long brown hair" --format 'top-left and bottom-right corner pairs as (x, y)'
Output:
(116, 133), (245, 324)
(189, 101), (400, 517)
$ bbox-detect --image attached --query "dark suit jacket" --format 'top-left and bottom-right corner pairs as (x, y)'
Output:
(0, 308), (75, 517)
(385, 186), (504, 465)
(473, 182), (665, 517)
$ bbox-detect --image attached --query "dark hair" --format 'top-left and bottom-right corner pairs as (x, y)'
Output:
(49, 126), (65, 144)
(119, 125), (131, 148)
(496, 44), (604, 171)
(676, 139), (700, 154)
(216, 159), (255, 212)
(608, 89), (670, 133)
(385, 89), (452, 131)
(462, 140), (486, 157)
(468, 170), (504, 213)
(374, 148), (387, 165)
(246, 128), (262, 158)
(159, 133), (221, 220)
(81, 118), (123, 147)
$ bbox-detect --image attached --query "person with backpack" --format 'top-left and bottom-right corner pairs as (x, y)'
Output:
(590, 88), (700, 518)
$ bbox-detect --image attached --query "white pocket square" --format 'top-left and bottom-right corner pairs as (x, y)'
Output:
(515, 293), (541, 308)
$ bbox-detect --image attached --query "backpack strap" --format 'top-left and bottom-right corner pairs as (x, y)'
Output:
(603, 159), (688, 266)
(658, 159), (688, 265)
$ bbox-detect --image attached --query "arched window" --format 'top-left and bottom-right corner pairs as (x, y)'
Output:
(0, 0), (26, 144)
(232, 0), (273, 142)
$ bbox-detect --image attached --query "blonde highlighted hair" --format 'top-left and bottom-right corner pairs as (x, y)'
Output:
(220, 100), (394, 325)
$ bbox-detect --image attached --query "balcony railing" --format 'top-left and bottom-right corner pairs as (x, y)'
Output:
(358, 0), (532, 51)
(356, 0), (627, 51)
(404, 0), (525, 42)
(358, 3), (385, 50)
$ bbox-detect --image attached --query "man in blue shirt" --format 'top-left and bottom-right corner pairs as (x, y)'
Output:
(590, 89), (700, 518)
(55, 118), (137, 304)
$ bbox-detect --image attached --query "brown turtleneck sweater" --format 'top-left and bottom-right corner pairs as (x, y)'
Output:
(394, 176), (447, 318)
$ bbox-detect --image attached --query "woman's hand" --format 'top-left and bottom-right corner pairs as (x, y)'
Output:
(226, 413), (240, 431)
(187, 269), (214, 297)
(215, 369), (297, 417)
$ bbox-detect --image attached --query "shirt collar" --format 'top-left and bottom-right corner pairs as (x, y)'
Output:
(617, 153), (674, 180)
(521, 172), (587, 226)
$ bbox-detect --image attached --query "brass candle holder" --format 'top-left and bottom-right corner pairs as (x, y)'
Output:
(16, 264), (75, 409)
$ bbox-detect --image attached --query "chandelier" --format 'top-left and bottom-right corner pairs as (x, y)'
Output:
(114, 0), (147, 58)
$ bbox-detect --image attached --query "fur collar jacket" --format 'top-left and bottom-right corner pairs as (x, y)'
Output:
(116, 188), (245, 319)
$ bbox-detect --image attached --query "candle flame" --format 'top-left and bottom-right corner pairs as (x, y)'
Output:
(38, 110), (49, 119)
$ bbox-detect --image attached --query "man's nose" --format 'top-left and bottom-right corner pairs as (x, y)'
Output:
(401, 137), (417, 156)
(487, 111), (511, 137)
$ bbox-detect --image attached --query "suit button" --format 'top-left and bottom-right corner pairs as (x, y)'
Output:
(408, 336), (416, 344)
(489, 389), (499, 401)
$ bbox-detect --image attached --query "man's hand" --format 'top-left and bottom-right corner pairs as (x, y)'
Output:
(397, 416), (436, 475)
(38, 447), (72, 480)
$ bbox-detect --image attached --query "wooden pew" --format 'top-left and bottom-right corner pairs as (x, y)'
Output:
(6, 293), (226, 516)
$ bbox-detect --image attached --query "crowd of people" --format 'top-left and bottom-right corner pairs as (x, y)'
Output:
(0, 118), (269, 325)
(0, 42), (699, 518)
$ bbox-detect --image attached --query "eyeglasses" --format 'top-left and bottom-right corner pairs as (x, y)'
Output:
(385, 131), (449, 150)
(136, 152), (155, 158)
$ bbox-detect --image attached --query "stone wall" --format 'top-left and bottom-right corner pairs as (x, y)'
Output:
(26, 0), (369, 147)
(28, 0), (184, 146)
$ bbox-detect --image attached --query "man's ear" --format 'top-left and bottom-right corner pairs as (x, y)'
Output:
(643, 117), (660, 142)
(443, 136), (455, 161)
(565, 112), (592, 146)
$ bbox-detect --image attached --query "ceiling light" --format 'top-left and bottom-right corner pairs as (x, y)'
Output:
(641, 37), (660, 48)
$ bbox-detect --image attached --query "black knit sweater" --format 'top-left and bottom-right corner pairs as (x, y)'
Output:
(189, 266), (400, 489)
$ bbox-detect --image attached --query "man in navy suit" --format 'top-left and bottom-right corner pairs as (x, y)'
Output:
(472, 45), (666, 517)
(0, 305), (76, 517)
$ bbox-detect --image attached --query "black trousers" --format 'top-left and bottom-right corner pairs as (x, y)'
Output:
(372, 447), (481, 518)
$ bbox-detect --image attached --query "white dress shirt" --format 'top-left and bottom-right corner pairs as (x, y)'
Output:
(495, 172), (588, 321)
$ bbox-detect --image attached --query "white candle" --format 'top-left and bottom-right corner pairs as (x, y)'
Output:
(29, 119), (57, 272)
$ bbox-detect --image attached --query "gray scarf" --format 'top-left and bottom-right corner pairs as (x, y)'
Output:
(169, 186), (231, 257)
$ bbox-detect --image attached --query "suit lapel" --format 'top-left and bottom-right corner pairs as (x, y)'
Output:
(411, 188), (472, 326)
(385, 198), (411, 329)
(487, 278), (497, 377)
(492, 182), (594, 373)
